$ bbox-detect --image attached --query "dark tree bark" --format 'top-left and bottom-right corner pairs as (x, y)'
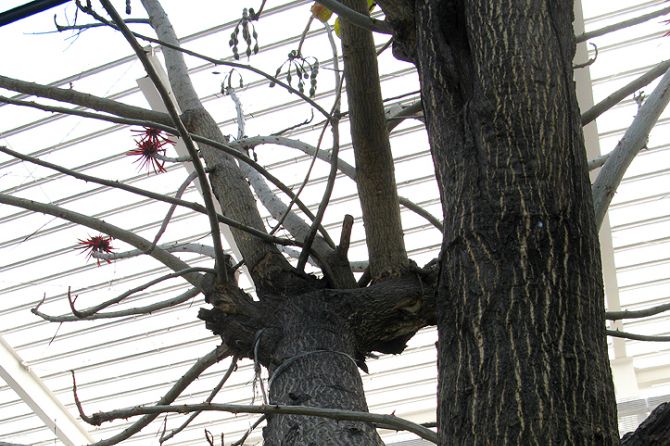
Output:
(381, 0), (620, 443)
(153, 0), (622, 444)
(621, 402), (670, 446)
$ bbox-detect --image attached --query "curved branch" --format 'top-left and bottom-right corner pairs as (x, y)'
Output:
(607, 330), (670, 342)
(33, 286), (202, 321)
(0, 145), (290, 247)
(607, 302), (670, 321)
(592, 67), (670, 228)
(0, 193), (202, 287)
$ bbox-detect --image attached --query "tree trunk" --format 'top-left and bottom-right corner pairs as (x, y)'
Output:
(411, 1), (619, 443)
(261, 293), (384, 445)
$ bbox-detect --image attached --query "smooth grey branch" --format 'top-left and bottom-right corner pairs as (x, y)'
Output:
(592, 67), (670, 228)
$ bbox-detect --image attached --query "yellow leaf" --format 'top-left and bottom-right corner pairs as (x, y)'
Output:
(311, 3), (333, 23)
(332, 1), (376, 39)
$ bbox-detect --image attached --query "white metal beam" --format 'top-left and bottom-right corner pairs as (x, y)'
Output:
(0, 335), (94, 446)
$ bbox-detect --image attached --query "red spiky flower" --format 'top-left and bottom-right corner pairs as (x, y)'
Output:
(127, 128), (174, 174)
(77, 234), (115, 266)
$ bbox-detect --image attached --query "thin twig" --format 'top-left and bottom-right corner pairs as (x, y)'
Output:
(49, 267), (212, 319)
(34, 287), (201, 321)
(160, 357), (239, 443)
(150, 170), (198, 252)
(231, 415), (266, 446)
(573, 42), (598, 69)
(607, 330), (670, 342)
(83, 345), (231, 446)
(0, 146), (301, 248)
(576, 5), (670, 43)
(297, 23), (344, 271)
(58, 6), (333, 121)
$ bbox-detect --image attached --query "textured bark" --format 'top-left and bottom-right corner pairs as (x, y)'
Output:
(621, 402), (670, 446)
(403, 1), (619, 444)
(262, 294), (384, 446)
(199, 268), (438, 445)
(340, 0), (409, 280)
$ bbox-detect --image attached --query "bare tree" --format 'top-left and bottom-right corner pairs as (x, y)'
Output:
(1, 0), (670, 444)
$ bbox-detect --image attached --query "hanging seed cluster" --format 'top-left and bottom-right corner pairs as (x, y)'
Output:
(229, 8), (260, 60)
(221, 69), (245, 95)
(269, 50), (320, 98)
(125, 0), (131, 14)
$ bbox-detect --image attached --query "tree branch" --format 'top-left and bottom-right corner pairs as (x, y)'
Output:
(0, 193), (203, 287)
(39, 267), (211, 320)
(97, 242), (216, 261)
(79, 403), (437, 443)
(0, 95), (333, 235)
(606, 302), (670, 321)
(340, 0), (409, 279)
(592, 66), (670, 228)
(607, 330), (670, 342)
(67, 1), (333, 121)
(237, 136), (442, 230)
(140, 0), (295, 285)
(100, 0), (229, 281)
(33, 286), (201, 321)
(77, 345), (231, 446)
(581, 59), (670, 126)
(0, 74), (171, 125)
(0, 145), (290, 247)
(576, 6), (670, 43)
(159, 357), (239, 443)
(227, 90), (336, 252)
